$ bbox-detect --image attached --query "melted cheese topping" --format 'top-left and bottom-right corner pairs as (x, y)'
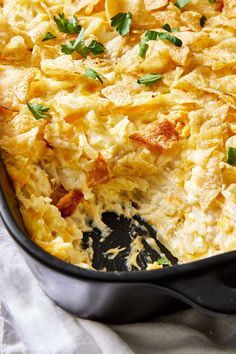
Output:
(1, 0), (236, 270)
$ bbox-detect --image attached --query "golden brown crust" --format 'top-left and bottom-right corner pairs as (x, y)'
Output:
(55, 190), (84, 217)
(129, 119), (179, 153)
(89, 152), (110, 187)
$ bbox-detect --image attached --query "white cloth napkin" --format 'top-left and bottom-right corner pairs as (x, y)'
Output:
(1, 219), (236, 354)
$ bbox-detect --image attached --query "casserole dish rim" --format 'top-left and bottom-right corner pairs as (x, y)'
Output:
(1, 161), (236, 283)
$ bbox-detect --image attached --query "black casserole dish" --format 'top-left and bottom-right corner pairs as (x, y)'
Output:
(1, 159), (236, 324)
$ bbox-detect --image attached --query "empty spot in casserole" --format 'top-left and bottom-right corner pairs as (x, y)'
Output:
(105, 246), (127, 260)
(126, 236), (144, 271)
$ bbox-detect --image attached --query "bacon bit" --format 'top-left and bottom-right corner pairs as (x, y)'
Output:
(130, 119), (179, 153)
(89, 152), (110, 187)
(56, 190), (84, 217)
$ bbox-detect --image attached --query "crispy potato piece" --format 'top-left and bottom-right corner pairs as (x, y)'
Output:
(50, 185), (67, 205)
(0, 66), (37, 111)
(56, 190), (84, 217)
(89, 152), (110, 187)
(130, 119), (178, 153)
(144, 0), (168, 11)
(101, 85), (133, 107)
(64, 0), (102, 15)
(223, 0), (236, 16)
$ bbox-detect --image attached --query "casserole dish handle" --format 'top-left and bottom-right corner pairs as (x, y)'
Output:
(159, 263), (236, 315)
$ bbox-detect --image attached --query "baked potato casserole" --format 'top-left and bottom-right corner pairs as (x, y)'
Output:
(0, 0), (236, 270)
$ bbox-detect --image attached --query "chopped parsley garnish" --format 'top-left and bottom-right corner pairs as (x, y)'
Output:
(162, 23), (172, 32)
(175, 0), (192, 9)
(84, 68), (103, 84)
(26, 102), (51, 120)
(61, 29), (89, 57)
(227, 147), (236, 166)
(139, 41), (149, 59)
(139, 30), (182, 59)
(61, 30), (105, 57)
(157, 32), (182, 46)
(54, 13), (82, 34)
(111, 12), (133, 36)
(144, 31), (159, 41)
(208, 0), (216, 3)
(137, 73), (163, 86)
(145, 30), (182, 46)
(157, 256), (171, 266)
(162, 23), (180, 33)
(87, 40), (106, 55)
(61, 42), (75, 55)
(200, 15), (207, 27)
(42, 32), (57, 42)
(72, 28), (90, 57)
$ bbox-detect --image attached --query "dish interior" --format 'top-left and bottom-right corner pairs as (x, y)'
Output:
(0, 0), (236, 271)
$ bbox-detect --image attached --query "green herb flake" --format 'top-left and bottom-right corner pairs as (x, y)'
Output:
(162, 23), (180, 33)
(144, 30), (159, 41)
(162, 23), (172, 32)
(61, 39), (89, 56)
(84, 68), (103, 84)
(227, 147), (236, 166)
(61, 41), (75, 54)
(61, 30), (105, 57)
(158, 32), (182, 46)
(26, 102), (51, 120)
(175, 0), (192, 9)
(72, 28), (90, 57)
(61, 29), (88, 57)
(42, 32), (57, 42)
(139, 30), (182, 59)
(111, 12), (133, 36)
(145, 30), (182, 46)
(139, 27), (183, 59)
(157, 256), (171, 266)
(200, 15), (207, 27)
(54, 13), (82, 34)
(208, 0), (216, 3)
(139, 41), (149, 59)
(87, 40), (106, 55)
(137, 73), (163, 86)
(78, 46), (91, 58)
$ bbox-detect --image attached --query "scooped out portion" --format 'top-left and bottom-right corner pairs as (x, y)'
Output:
(1, 0), (236, 270)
